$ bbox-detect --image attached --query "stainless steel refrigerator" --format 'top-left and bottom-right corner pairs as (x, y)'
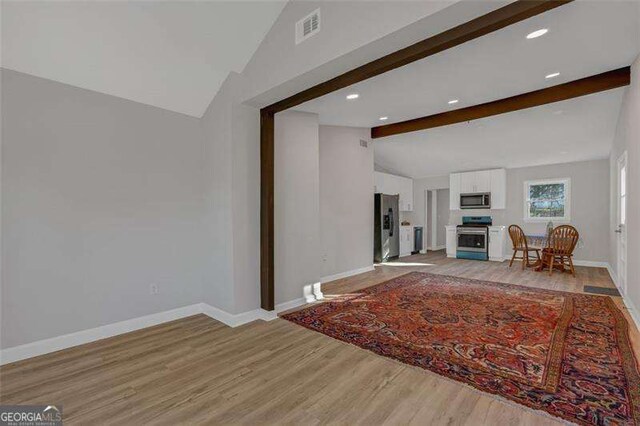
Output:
(374, 193), (400, 263)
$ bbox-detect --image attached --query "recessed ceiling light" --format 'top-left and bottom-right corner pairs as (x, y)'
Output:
(554, 110), (564, 115)
(448, 99), (459, 105)
(379, 116), (388, 121)
(526, 28), (548, 39)
(560, 151), (569, 154)
(545, 72), (560, 79)
(346, 93), (359, 100)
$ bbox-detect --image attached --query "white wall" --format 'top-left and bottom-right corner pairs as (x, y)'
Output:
(241, 0), (477, 106)
(1, 1), (510, 351)
(610, 54), (640, 317)
(230, 81), (262, 313)
(274, 111), (321, 304)
(319, 126), (373, 279)
(1, 69), (205, 349)
(196, 0), (498, 314)
(200, 75), (235, 313)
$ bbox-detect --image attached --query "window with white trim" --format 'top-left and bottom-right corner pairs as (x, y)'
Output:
(524, 178), (571, 222)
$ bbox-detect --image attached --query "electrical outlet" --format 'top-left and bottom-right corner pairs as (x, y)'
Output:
(150, 283), (159, 295)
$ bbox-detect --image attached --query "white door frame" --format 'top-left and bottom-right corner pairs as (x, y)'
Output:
(616, 151), (628, 295)
(431, 190), (438, 250)
(424, 189), (438, 250)
(423, 190), (429, 252)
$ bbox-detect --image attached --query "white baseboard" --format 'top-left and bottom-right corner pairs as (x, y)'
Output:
(0, 303), (202, 366)
(427, 245), (445, 251)
(573, 260), (609, 268)
(275, 297), (307, 314)
(200, 303), (267, 328)
(7, 260), (633, 367)
(0, 296), (311, 366)
(510, 258), (609, 268)
(604, 263), (640, 332)
(320, 265), (375, 284)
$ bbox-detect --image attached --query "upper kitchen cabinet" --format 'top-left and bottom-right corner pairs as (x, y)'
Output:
(460, 171), (491, 194)
(449, 173), (461, 210)
(489, 169), (507, 209)
(449, 168), (506, 210)
(374, 171), (414, 211)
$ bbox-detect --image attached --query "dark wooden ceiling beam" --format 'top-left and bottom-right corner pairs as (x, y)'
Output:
(260, 0), (576, 311)
(371, 66), (631, 139)
(264, 0), (573, 115)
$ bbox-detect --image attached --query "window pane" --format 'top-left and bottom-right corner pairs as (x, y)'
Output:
(621, 196), (626, 225)
(621, 166), (626, 196)
(529, 183), (564, 201)
(529, 200), (565, 218)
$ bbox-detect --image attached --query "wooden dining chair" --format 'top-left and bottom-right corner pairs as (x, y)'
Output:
(542, 225), (579, 276)
(508, 225), (540, 270)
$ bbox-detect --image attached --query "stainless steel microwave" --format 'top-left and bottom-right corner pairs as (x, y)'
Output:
(460, 193), (491, 209)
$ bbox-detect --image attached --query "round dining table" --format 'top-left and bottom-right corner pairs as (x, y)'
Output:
(525, 233), (584, 272)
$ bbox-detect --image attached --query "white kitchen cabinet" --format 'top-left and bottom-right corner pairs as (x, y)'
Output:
(449, 168), (506, 210)
(475, 171), (491, 192)
(400, 178), (413, 211)
(459, 172), (476, 194)
(445, 225), (457, 258)
(490, 169), (506, 209)
(488, 226), (506, 261)
(449, 173), (461, 210)
(374, 171), (413, 211)
(460, 170), (491, 193)
(400, 226), (414, 257)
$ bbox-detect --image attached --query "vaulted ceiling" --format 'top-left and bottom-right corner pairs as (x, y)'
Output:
(1, 1), (286, 117)
(293, 0), (640, 178)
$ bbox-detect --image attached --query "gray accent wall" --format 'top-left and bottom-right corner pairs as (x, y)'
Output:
(319, 125), (373, 279)
(504, 160), (609, 263)
(200, 73), (262, 315)
(408, 160), (610, 263)
(1, 69), (205, 349)
(448, 160), (610, 263)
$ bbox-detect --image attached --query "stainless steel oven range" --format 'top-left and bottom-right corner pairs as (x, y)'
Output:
(456, 216), (492, 261)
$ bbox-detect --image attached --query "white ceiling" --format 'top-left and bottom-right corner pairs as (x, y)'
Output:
(292, 0), (639, 178)
(373, 89), (624, 178)
(294, 0), (638, 128)
(1, 1), (286, 117)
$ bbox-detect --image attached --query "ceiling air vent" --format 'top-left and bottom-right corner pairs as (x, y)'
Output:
(296, 9), (320, 44)
(360, 139), (368, 148)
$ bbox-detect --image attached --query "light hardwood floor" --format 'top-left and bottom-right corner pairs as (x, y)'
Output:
(1, 251), (638, 425)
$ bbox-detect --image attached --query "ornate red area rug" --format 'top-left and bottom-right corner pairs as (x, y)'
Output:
(282, 272), (640, 425)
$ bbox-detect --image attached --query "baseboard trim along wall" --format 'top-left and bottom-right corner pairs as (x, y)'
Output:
(4, 261), (631, 365)
(573, 260), (609, 268)
(0, 303), (203, 365)
(605, 264), (640, 332)
(320, 265), (375, 284)
(0, 298), (308, 366)
(511, 259), (609, 268)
